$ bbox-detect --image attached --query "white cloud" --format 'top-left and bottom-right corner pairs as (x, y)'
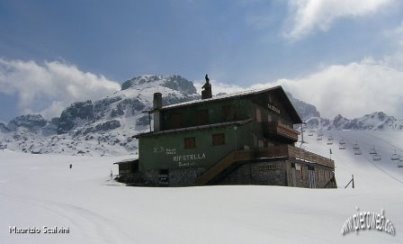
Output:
(285, 0), (394, 40)
(0, 59), (120, 118)
(274, 58), (403, 119)
(382, 21), (403, 69)
(200, 58), (403, 119)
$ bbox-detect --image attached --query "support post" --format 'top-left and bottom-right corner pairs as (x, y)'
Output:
(352, 174), (355, 189)
(344, 174), (355, 189)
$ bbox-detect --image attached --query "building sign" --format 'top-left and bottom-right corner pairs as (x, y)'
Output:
(173, 153), (206, 162)
(268, 103), (280, 114)
(153, 146), (165, 153)
(173, 153), (206, 167)
(165, 148), (177, 155)
(153, 146), (177, 155)
(178, 162), (197, 167)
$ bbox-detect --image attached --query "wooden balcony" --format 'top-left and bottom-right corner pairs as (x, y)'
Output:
(265, 121), (299, 142)
(196, 145), (334, 185)
(257, 145), (334, 168)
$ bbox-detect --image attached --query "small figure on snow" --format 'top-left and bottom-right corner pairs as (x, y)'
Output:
(69, 163), (72, 170)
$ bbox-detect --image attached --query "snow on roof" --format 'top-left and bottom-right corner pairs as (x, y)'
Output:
(160, 85), (283, 110)
(158, 85), (302, 124)
(114, 157), (139, 164)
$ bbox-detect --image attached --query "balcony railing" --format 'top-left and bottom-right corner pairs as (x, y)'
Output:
(257, 145), (334, 168)
(265, 121), (299, 142)
(197, 145), (334, 185)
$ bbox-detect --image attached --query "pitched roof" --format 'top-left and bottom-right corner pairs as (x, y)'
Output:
(160, 85), (302, 123)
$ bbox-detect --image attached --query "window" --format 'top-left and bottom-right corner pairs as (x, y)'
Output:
(195, 109), (209, 125)
(184, 137), (196, 149)
(170, 113), (183, 129)
(212, 133), (225, 146)
(159, 169), (169, 175)
(256, 108), (262, 122)
(222, 105), (233, 121)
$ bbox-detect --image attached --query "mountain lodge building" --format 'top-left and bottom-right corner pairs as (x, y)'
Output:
(116, 81), (336, 188)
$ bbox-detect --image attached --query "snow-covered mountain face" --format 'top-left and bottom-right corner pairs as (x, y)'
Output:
(285, 93), (403, 131)
(305, 112), (403, 131)
(0, 75), (199, 155)
(286, 92), (321, 121)
(0, 74), (401, 155)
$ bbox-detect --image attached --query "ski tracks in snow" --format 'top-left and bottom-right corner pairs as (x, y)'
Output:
(46, 201), (134, 243)
(0, 192), (134, 243)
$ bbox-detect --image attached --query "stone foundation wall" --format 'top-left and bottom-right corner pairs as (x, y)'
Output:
(142, 167), (205, 186)
(123, 159), (336, 188)
(218, 161), (287, 186)
(287, 160), (336, 188)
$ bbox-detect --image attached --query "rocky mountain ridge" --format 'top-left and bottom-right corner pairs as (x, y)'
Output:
(0, 74), (401, 155)
(305, 112), (403, 131)
(0, 75), (198, 155)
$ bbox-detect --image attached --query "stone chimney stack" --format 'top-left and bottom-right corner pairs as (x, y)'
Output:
(153, 92), (162, 131)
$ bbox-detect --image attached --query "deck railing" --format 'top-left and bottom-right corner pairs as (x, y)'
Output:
(196, 145), (334, 185)
(266, 121), (299, 142)
(257, 145), (334, 168)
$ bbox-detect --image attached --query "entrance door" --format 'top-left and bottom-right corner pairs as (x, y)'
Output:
(158, 169), (169, 186)
(291, 168), (296, 187)
(308, 168), (316, 188)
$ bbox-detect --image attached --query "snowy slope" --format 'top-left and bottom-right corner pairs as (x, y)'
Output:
(1, 129), (403, 244)
(302, 130), (403, 189)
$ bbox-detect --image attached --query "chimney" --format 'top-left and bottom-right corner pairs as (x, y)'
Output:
(153, 92), (162, 109)
(153, 92), (162, 131)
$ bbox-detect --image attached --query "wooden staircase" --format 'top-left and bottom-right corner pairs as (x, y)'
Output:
(196, 150), (254, 185)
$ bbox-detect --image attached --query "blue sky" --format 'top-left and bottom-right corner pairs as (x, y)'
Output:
(1, 0), (403, 121)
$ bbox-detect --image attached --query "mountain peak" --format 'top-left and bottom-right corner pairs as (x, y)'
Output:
(121, 74), (197, 95)
(7, 114), (47, 131)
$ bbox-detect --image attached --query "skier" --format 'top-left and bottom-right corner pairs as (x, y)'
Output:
(69, 163), (72, 170)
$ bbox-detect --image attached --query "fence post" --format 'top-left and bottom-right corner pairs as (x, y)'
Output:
(352, 174), (355, 189)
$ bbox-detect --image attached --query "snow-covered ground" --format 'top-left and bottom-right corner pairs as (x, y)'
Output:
(1, 130), (403, 244)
